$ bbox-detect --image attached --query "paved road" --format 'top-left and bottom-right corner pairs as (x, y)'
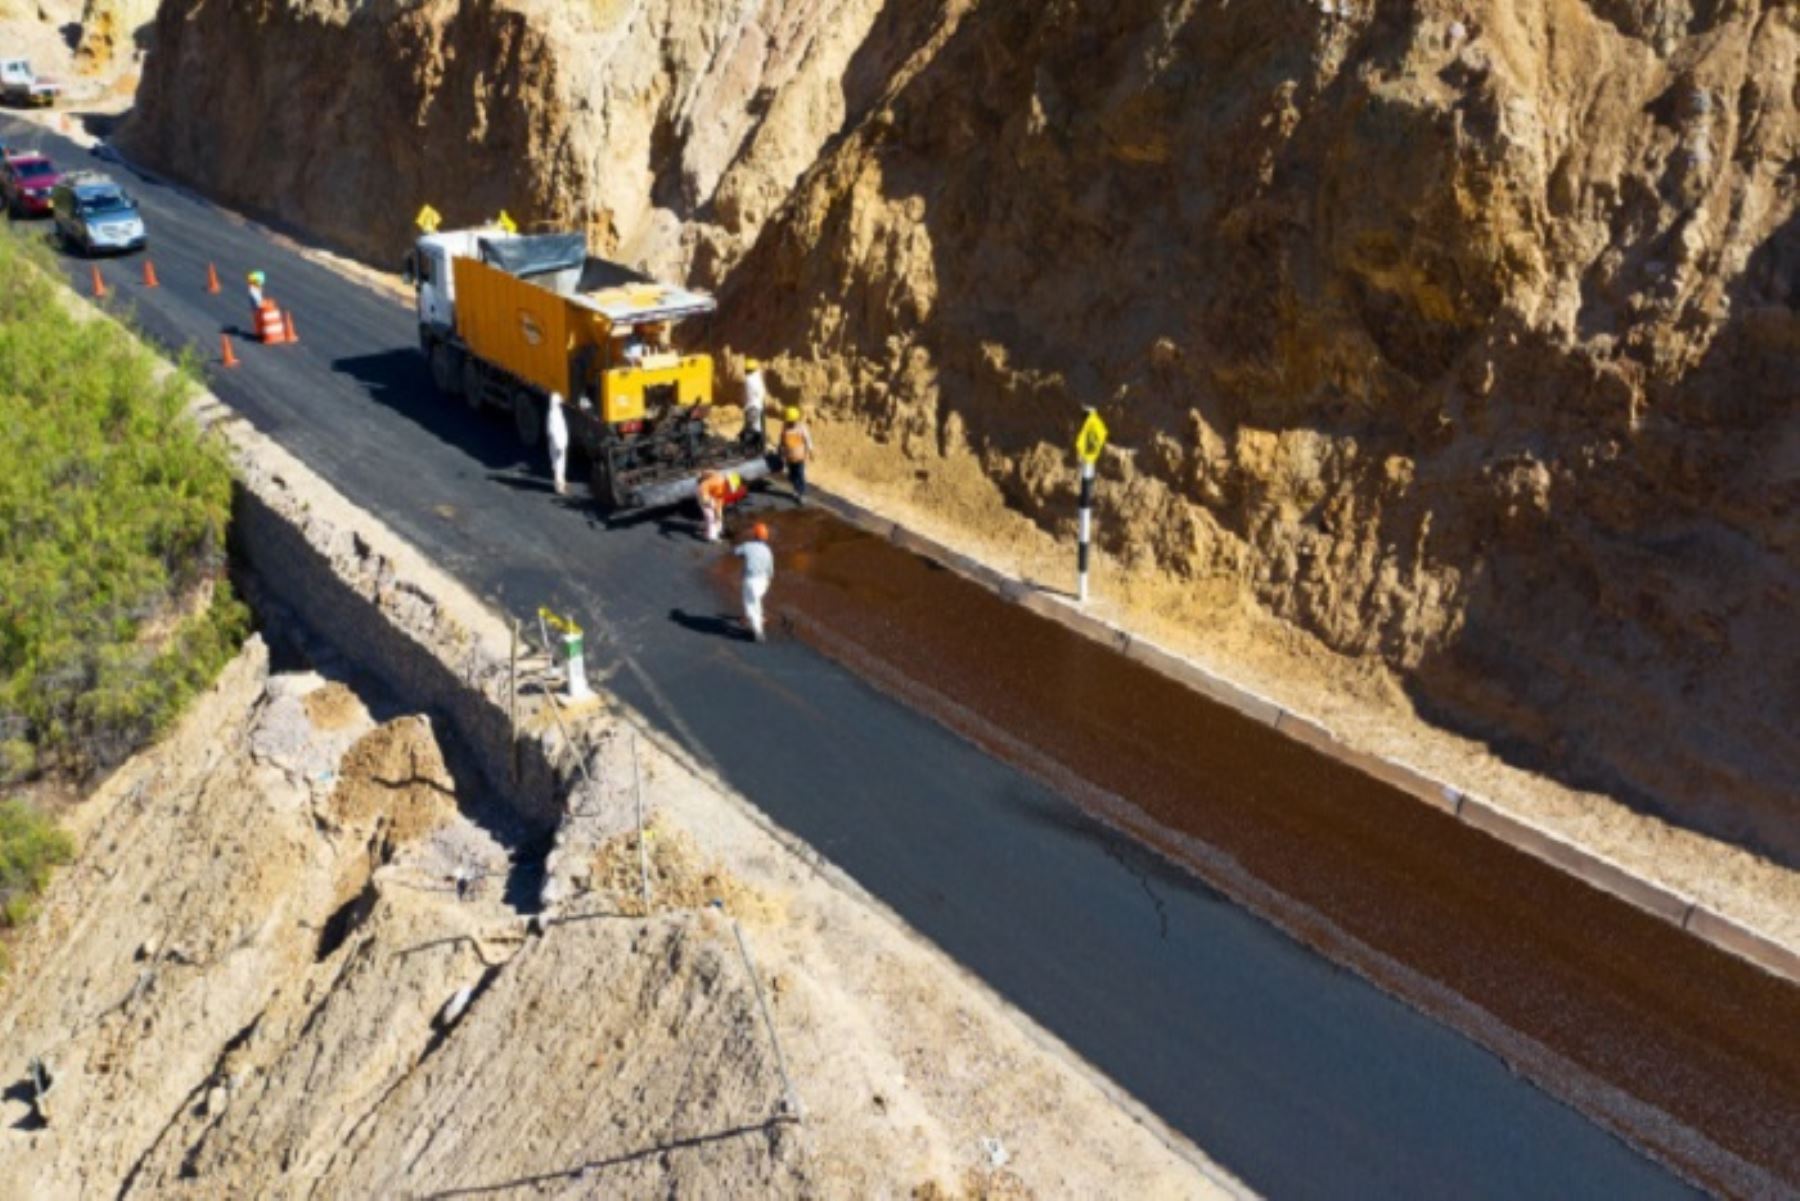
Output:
(2, 117), (1703, 1199)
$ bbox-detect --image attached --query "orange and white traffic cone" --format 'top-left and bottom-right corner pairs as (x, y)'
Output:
(283, 310), (299, 344)
(90, 265), (106, 298)
(220, 333), (240, 368)
(206, 263), (221, 294)
(142, 259), (159, 289)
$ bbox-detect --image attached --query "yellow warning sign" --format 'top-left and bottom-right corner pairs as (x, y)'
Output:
(1075, 409), (1109, 463)
(415, 204), (443, 233)
(497, 210), (519, 235)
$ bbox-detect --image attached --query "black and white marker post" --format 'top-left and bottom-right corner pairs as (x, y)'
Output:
(1073, 407), (1109, 605)
(1078, 457), (1096, 603)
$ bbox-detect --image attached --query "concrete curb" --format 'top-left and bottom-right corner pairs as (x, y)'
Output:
(807, 488), (1800, 988)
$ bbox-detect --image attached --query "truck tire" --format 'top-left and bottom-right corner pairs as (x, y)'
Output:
(589, 452), (627, 511)
(513, 391), (542, 448)
(429, 341), (463, 397)
(460, 358), (486, 411)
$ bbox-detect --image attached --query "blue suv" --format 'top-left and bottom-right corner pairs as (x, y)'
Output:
(51, 172), (146, 256)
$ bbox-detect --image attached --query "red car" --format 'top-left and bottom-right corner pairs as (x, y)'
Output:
(2, 150), (60, 217)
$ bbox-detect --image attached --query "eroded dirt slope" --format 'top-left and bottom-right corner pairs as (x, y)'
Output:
(119, 1), (1799, 861)
(0, 638), (1221, 1199)
(121, 0), (895, 275)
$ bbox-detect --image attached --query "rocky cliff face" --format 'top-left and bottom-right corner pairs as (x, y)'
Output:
(122, 0), (1798, 859)
(121, 0), (890, 273)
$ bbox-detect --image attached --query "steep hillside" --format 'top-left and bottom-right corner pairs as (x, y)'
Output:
(0, 640), (1217, 1198)
(121, 0), (894, 273)
(727, 0), (1800, 859)
(119, 0), (1799, 860)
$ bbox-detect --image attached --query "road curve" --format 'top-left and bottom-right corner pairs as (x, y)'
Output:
(1, 114), (1744, 1199)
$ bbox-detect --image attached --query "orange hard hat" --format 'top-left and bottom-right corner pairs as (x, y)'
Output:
(752, 522), (770, 541)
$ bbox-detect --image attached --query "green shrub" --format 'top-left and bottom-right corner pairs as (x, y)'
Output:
(0, 798), (73, 933)
(0, 224), (247, 783)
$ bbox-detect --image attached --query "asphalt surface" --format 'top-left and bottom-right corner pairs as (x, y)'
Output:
(2, 116), (1713, 1199)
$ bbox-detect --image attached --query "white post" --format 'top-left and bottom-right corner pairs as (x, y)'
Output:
(1078, 458), (1095, 604)
(561, 630), (593, 703)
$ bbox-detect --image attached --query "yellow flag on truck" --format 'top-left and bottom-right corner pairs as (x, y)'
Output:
(497, 210), (519, 235)
(415, 204), (443, 233)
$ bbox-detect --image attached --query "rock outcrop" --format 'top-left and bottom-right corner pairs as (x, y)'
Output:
(121, 0), (1799, 860)
(121, 0), (892, 273)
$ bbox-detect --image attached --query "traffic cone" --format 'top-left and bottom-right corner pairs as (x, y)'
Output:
(220, 333), (239, 368)
(59, 113), (70, 133)
(283, 310), (299, 344)
(206, 263), (221, 294)
(90, 265), (106, 298)
(142, 259), (159, 289)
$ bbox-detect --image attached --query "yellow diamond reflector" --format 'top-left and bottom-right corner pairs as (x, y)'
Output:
(1075, 410), (1109, 463)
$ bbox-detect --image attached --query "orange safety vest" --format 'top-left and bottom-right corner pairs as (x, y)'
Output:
(781, 424), (810, 464)
(698, 473), (727, 504)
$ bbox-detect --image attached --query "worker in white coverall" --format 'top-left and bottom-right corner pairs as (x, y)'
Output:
(735, 522), (775, 642)
(742, 358), (767, 446)
(246, 270), (265, 318)
(545, 391), (570, 496)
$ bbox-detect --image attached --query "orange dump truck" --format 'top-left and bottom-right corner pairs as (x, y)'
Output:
(405, 228), (766, 509)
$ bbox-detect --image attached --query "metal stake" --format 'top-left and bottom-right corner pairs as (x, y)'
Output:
(729, 915), (801, 1122)
(509, 618), (520, 783)
(632, 730), (650, 912)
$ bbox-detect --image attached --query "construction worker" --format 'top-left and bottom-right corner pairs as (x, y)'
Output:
(246, 270), (266, 317)
(742, 358), (767, 446)
(734, 522), (775, 642)
(696, 470), (728, 542)
(697, 470), (748, 541)
(545, 391), (570, 496)
(779, 406), (815, 504)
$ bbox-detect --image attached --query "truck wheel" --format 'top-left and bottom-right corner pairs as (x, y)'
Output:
(589, 458), (626, 511)
(429, 342), (463, 397)
(460, 358), (485, 411)
(513, 391), (542, 448)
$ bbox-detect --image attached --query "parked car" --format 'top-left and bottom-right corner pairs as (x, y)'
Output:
(0, 60), (61, 108)
(51, 173), (146, 255)
(1, 150), (61, 217)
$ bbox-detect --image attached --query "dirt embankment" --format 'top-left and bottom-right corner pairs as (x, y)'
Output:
(119, 1), (1798, 862)
(119, 0), (893, 275)
(0, 637), (1224, 1198)
(0, 0), (155, 99)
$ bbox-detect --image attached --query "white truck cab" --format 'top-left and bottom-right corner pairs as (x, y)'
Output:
(404, 227), (514, 343)
(1, 60), (61, 108)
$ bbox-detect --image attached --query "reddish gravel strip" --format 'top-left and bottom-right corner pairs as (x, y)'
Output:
(745, 507), (1800, 1193)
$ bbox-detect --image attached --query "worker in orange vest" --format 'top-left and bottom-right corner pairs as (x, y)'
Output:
(779, 406), (815, 504)
(695, 470), (746, 542)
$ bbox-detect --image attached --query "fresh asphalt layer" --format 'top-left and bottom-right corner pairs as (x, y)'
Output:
(3, 118), (1702, 1199)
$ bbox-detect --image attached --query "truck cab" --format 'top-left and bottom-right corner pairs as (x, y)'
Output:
(1, 60), (61, 108)
(405, 227), (507, 347)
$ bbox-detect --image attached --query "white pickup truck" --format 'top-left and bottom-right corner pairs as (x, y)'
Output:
(1, 59), (62, 109)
